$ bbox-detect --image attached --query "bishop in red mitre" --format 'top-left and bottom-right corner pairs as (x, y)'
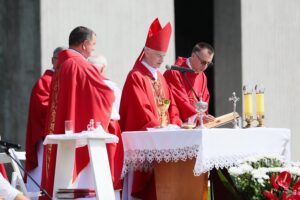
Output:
(120, 18), (182, 200)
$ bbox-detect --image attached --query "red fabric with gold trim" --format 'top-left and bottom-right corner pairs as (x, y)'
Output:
(39, 49), (115, 199)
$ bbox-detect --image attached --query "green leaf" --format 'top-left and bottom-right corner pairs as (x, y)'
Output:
(217, 170), (243, 200)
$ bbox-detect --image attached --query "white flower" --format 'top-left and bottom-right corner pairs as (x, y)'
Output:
(257, 178), (265, 186)
(251, 168), (268, 179)
(239, 163), (253, 173)
(229, 166), (244, 176)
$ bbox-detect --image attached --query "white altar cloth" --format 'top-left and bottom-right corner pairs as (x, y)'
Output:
(122, 128), (291, 176)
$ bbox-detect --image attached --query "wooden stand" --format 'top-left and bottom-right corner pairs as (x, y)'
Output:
(154, 158), (208, 200)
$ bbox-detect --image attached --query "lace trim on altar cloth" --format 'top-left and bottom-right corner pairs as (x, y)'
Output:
(121, 145), (200, 177)
(121, 145), (286, 178)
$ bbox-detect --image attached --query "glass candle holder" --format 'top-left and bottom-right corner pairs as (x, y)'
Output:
(255, 84), (265, 127)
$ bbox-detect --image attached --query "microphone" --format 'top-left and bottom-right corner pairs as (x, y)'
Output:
(0, 140), (21, 150)
(166, 65), (195, 73)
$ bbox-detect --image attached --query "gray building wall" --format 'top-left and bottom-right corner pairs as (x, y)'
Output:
(241, 0), (300, 160)
(214, 0), (242, 116)
(0, 0), (40, 146)
(40, 0), (175, 87)
(215, 0), (300, 160)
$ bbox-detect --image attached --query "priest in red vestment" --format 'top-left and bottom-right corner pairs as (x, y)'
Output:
(120, 18), (182, 200)
(39, 26), (116, 199)
(164, 42), (215, 125)
(88, 54), (124, 192)
(25, 47), (65, 193)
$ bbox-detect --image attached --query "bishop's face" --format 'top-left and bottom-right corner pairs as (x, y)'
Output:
(144, 47), (166, 68)
(81, 34), (97, 58)
(191, 48), (214, 73)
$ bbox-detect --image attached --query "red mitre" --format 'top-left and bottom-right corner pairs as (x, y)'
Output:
(145, 18), (172, 52)
(134, 18), (172, 65)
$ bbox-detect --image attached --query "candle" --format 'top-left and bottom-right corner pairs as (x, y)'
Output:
(256, 93), (264, 116)
(244, 93), (253, 116)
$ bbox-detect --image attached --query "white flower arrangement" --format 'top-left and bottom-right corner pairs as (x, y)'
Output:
(228, 155), (300, 200)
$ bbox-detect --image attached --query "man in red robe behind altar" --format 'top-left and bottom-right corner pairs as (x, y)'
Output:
(25, 47), (65, 193)
(120, 18), (182, 200)
(39, 26), (122, 199)
(164, 42), (215, 125)
(87, 54), (124, 192)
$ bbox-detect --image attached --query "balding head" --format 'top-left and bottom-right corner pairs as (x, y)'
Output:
(88, 54), (107, 75)
(52, 46), (66, 67)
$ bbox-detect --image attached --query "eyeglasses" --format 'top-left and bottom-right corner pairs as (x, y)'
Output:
(195, 53), (213, 67)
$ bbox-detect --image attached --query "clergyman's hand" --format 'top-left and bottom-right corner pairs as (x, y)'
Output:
(203, 114), (215, 124)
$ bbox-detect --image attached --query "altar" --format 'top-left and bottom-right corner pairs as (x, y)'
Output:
(121, 128), (291, 200)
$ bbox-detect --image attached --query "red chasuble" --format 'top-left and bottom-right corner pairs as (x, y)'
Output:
(120, 61), (182, 200)
(39, 49), (115, 199)
(163, 57), (210, 121)
(25, 69), (53, 172)
(0, 164), (7, 179)
(107, 120), (123, 190)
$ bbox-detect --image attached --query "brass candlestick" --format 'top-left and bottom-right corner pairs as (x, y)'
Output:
(158, 99), (170, 128)
(255, 84), (265, 127)
(243, 85), (253, 128)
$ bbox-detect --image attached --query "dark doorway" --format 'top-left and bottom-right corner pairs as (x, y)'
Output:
(174, 0), (215, 115)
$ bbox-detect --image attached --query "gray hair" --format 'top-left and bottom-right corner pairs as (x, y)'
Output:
(88, 54), (108, 69)
(53, 46), (67, 58)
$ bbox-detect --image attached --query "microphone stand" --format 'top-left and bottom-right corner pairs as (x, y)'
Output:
(182, 72), (207, 129)
(2, 146), (52, 200)
(182, 72), (200, 101)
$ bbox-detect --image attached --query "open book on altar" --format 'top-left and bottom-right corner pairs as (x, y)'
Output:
(205, 112), (239, 128)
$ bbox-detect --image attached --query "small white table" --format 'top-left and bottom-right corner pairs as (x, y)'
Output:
(44, 131), (118, 200)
